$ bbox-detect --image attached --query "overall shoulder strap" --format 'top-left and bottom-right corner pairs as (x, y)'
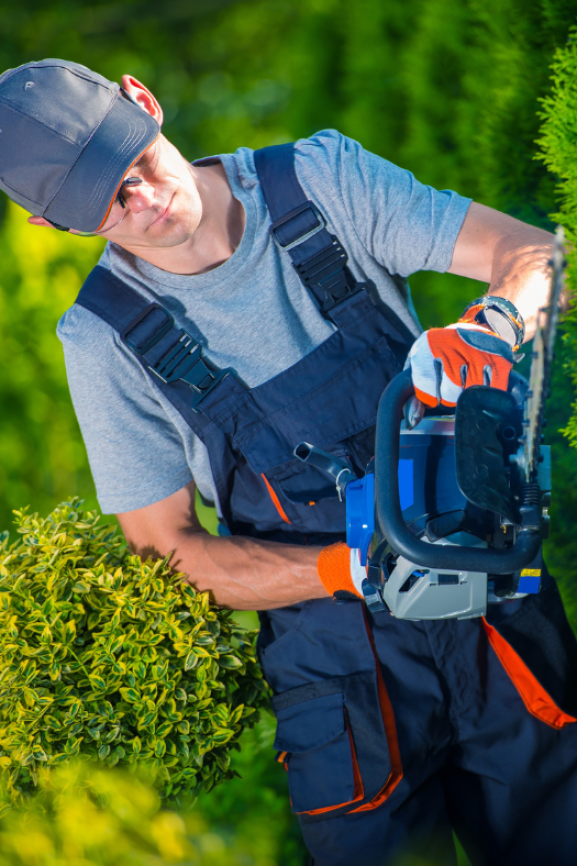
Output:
(254, 143), (366, 326)
(76, 265), (241, 428)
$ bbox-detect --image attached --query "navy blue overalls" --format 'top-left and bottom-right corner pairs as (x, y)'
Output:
(76, 144), (577, 865)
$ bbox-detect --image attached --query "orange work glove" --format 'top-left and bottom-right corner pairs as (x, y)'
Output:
(407, 296), (524, 409)
(317, 542), (367, 600)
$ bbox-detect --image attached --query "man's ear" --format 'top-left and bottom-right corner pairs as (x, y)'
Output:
(28, 216), (58, 229)
(121, 75), (164, 127)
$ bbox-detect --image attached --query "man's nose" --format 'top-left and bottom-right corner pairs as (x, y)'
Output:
(121, 177), (156, 211)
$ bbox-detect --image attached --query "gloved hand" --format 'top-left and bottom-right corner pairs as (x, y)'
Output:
(317, 542), (367, 600)
(408, 296), (523, 409)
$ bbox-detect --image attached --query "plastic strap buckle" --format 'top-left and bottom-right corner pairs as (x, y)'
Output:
(295, 236), (360, 313)
(271, 201), (326, 251)
(150, 331), (230, 412)
(121, 305), (228, 412)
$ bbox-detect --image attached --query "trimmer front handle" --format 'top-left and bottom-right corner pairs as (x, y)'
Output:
(374, 369), (542, 574)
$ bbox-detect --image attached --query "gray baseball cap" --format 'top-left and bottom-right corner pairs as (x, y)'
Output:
(0, 59), (160, 232)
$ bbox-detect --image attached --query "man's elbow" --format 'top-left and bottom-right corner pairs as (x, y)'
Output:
(117, 514), (206, 568)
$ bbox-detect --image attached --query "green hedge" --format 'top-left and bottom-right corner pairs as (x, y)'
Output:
(538, 24), (577, 450)
(0, 501), (266, 803)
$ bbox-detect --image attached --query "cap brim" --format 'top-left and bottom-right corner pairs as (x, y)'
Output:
(44, 93), (159, 233)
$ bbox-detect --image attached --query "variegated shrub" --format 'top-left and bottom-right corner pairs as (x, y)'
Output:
(0, 499), (267, 803)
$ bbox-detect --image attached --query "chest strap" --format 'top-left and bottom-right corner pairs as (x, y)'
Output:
(76, 267), (233, 414)
(254, 143), (363, 322)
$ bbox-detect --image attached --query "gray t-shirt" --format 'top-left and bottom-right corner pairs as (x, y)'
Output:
(57, 130), (471, 515)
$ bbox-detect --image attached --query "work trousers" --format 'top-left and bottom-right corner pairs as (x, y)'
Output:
(259, 574), (577, 865)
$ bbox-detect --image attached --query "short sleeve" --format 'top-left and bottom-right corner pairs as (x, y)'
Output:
(58, 305), (193, 514)
(303, 130), (472, 278)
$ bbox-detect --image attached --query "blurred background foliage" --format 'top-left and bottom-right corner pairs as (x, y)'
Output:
(0, 754), (305, 866)
(1, 0), (577, 863)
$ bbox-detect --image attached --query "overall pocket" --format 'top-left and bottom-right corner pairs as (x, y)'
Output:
(274, 691), (363, 813)
(260, 461), (349, 534)
(272, 669), (403, 822)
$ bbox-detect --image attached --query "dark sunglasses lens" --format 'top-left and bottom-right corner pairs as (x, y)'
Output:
(115, 177), (143, 209)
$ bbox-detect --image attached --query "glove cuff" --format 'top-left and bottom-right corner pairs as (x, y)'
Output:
(317, 542), (363, 598)
(459, 296), (525, 351)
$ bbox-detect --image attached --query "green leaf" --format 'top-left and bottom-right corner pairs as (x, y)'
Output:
(67, 702), (80, 720)
(64, 621), (77, 642)
(119, 687), (140, 703)
(41, 597), (56, 617)
(229, 705), (244, 724)
(215, 752), (231, 772)
(184, 652), (198, 671)
(154, 739), (166, 758)
(218, 655), (244, 669)
(164, 698), (179, 721)
(22, 688), (37, 707)
(31, 746), (48, 762)
(191, 646), (211, 658)
(98, 744), (110, 760)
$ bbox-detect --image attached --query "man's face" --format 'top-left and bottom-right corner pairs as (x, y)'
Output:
(27, 75), (221, 272)
(93, 133), (203, 252)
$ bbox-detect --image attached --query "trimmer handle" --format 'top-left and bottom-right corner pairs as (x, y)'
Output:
(374, 369), (541, 574)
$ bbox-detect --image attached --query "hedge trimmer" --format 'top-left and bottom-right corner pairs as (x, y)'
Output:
(297, 227), (566, 619)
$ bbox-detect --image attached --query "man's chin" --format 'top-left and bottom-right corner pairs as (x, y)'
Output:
(137, 219), (197, 249)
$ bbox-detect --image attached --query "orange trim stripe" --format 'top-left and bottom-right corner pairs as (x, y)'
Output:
(261, 474), (291, 524)
(482, 617), (577, 730)
(298, 711), (364, 815)
(351, 609), (403, 812)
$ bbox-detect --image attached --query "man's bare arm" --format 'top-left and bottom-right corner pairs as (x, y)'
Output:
(448, 201), (555, 340)
(117, 480), (329, 610)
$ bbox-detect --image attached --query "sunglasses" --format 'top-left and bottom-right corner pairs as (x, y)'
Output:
(45, 175), (145, 235)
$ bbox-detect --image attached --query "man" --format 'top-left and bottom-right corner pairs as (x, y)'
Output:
(2, 59), (577, 865)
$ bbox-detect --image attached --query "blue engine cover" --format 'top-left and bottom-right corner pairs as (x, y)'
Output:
(346, 473), (374, 565)
(398, 420), (467, 535)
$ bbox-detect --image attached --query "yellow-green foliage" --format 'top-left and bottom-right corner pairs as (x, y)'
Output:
(0, 500), (266, 803)
(538, 26), (577, 453)
(0, 761), (192, 865)
(0, 204), (104, 530)
(0, 757), (274, 866)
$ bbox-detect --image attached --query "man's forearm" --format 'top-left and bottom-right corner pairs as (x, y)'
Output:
(117, 485), (328, 610)
(487, 228), (554, 340)
(448, 202), (557, 341)
(170, 531), (327, 610)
